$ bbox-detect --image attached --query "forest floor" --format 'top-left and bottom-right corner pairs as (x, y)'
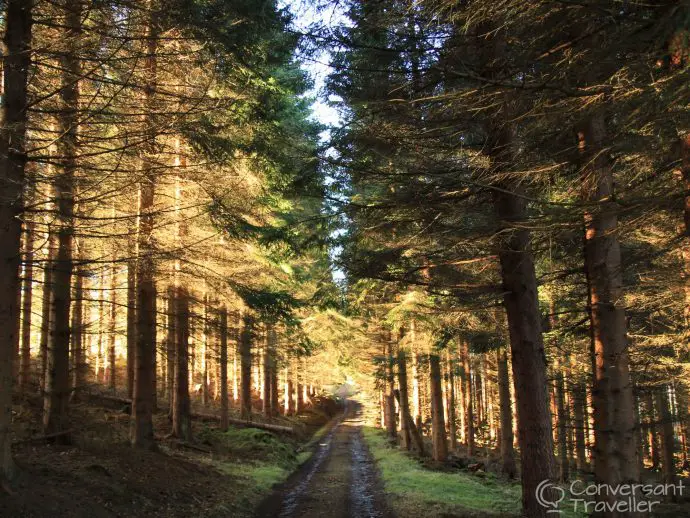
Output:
(1, 388), (340, 517)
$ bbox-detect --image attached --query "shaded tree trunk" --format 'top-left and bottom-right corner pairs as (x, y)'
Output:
(446, 348), (457, 451)
(172, 287), (191, 441)
(397, 348), (412, 450)
(131, 0), (159, 450)
(384, 333), (396, 442)
(43, 0), (82, 442)
(20, 221), (35, 390)
(70, 262), (84, 399)
(219, 308), (228, 431)
(497, 347), (517, 478)
(126, 252), (136, 399)
(0, 0), (33, 479)
(572, 383), (589, 473)
(39, 230), (56, 393)
(555, 359), (569, 482)
(491, 123), (557, 515)
(166, 284), (176, 413)
(107, 264), (117, 390)
(429, 353), (448, 462)
(240, 313), (253, 420)
(461, 340), (475, 457)
(262, 324), (274, 419)
(656, 387), (676, 485)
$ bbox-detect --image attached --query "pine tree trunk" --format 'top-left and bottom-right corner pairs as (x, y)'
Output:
(0, 0), (32, 479)
(580, 114), (639, 492)
(20, 221), (35, 390)
(384, 334), (396, 442)
(491, 123), (557, 515)
(70, 263), (84, 398)
(202, 293), (209, 406)
(461, 340), (475, 457)
(131, 0), (159, 450)
(107, 264), (117, 390)
(219, 308), (228, 431)
(262, 324), (273, 419)
(397, 349), (412, 450)
(166, 285), (176, 411)
(555, 360), (569, 482)
(572, 383), (588, 473)
(39, 238), (55, 393)
(172, 287), (191, 441)
(429, 353), (448, 462)
(126, 254), (136, 399)
(43, 0), (82, 442)
(656, 387), (676, 485)
(446, 348), (457, 451)
(497, 347), (516, 478)
(240, 313), (253, 420)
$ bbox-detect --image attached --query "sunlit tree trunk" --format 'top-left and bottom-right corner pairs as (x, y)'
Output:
(579, 113), (639, 496)
(384, 333), (396, 442)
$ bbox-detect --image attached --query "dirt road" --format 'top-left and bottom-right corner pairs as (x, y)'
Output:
(255, 401), (394, 518)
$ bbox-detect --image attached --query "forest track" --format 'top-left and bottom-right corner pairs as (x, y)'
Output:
(255, 401), (394, 518)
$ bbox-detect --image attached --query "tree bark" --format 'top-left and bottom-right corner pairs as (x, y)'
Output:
(384, 333), (396, 442)
(219, 308), (228, 431)
(0, 0), (33, 479)
(656, 387), (676, 485)
(491, 123), (557, 515)
(240, 312), (253, 420)
(39, 237), (55, 393)
(126, 253), (136, 399)
(572, 383), (589, 473)
(555, 359), (569, 482)
(497, 347), (517, 478)
(20, 221), (35, 390)
(70, 262), (84, 398)
(172, 286), (191, 441)
(397, 348), (412, 450)
(107, 263), (117, 390)
(429, 354), (448, 462)
(579, 113), (639, 493)
(262, 324), (273, 419)
(461, 340), (475, 457)
(131, 0), (159, 450)
(43, 0), (82, 443)
(446, 348), (457, 451)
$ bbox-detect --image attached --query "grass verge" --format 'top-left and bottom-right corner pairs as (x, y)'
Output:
(363, 427), (521, 517)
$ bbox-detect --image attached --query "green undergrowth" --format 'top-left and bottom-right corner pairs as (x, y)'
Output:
(197, 424), (321, 517)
